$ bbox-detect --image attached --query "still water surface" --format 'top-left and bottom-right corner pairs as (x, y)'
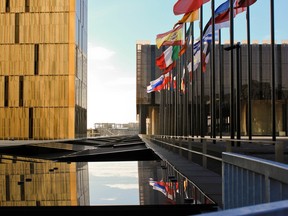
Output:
(89, 160), (213, 206)
(89, 161), (140, 205)
(0, 155), (211, 206)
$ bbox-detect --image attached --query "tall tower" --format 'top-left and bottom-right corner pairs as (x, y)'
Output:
(0, 0), (87, 140)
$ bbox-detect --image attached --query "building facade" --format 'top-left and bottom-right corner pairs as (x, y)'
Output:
(136, 41), (288, 138)
(0, 0), (87, 140)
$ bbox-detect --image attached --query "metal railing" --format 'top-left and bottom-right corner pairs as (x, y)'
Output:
(222, 152), (288, 209)
(143, 134), (287, 164)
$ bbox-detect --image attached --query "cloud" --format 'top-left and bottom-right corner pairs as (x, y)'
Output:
(105, 184), (139, 190)
(100, 198), (117, 201)
(100, 77), (135, 87)
(87, 43), (137, 128)
(89, 162), (138, 178)
(88, 45), (115, 61)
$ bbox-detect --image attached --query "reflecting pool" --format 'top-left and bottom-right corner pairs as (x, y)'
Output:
(0, 135), (215, 209)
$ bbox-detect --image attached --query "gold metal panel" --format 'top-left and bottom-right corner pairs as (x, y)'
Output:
(23, 76), (69, 107)
(68, 107), (75, 138)
(0, 76), (4, 107)
(0, 108), (29, 140)
(0, 45), (34, 76)
(68, 11), (75, 43)
(0, 0), (6, 13)
(0, 0), (87, 140)
(10, 0), (25, 13)
(0, 14), (15, 44)
(33, 108), (70, 139)
(29, 0), (70, 12)
(20, 13), (69, 44)
(8, 76), (19, 107)
(39, 44), (69, 75)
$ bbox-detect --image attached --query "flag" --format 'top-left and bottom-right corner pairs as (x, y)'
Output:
(187, 61), (193, 82)
(173, 75), (177, 90)
(193, 48), (201, 71)
(162, 61), (176, 75)
(149, 178), (178, 200)
(202, 42), (211, 72)
(147, 73), (171, 93)
(156, 45), (180, 71)
(174, 10), (199, 28)
(156, 24), (184, 49)
(155, 73), (171, 92)
(167, 71), (173, 90)
(203, 0), (246, 38)
(156, 46), (174, 70)
(172, 45), (181, 60)
(192, 42), (210, 72)
(149, 178), (167, 196)
(235, 0), (257, 8)
(161, 73), (171, 89)
(147, 75), (164, 93)
(180, 68), (186, 94)
(179, 39), (188, 57)
(173, 0), (210, 15)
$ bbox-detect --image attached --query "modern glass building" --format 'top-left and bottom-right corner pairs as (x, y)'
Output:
(0, 0), (87, 140)
(136, 41), (288, 139)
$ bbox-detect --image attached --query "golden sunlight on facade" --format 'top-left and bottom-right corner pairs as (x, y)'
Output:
(0, 0), (87, 140)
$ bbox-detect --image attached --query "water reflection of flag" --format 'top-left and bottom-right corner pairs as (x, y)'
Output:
(153, 181), (167, 196)
(149, 178), (179, 200)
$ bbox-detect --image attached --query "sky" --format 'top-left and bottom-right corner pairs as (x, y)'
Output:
(89, 161), (140, 205)
(87, 0), (288, 129)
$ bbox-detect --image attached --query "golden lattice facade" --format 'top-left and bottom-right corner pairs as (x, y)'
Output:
(0, 0), (87, 140)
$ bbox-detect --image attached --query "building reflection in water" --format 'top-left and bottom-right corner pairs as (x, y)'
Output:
(0, 157), (213, 206)
(138, 160), (215, 205)
(0, 155), (89, 206)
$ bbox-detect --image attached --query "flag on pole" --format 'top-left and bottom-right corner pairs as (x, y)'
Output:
(202, 42), (211, 72)
(173, 75), (177, 90)
(180, 68), (186, 94)
(203, 0), (247, 38)
(174, 9), (199, 28)
(179, 39), (188, 57)
(156, 24), (184, 49)
(187, 61), (193, 83)
(147, 73), (171, 93)
(147, 75), (164, 93)
(156, 46), (174, 70)
(192, 42), (210, 72)
(192, 48), (201, 71)
(173, 0), (210, 15)
(235, 0), (257, 8)
(162, 61), (176, 75)
(156, 45), (180, 71)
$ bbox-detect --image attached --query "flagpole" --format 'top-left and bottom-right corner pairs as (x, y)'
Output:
(191, 22), (195, 137)
(168, 71), (172, 135)
(211, 0), (216, 142)
(270, 0), (276, 141)
(236, 41), (241, 142)
(186, 26), (190, 137)
(229, 0), (235, 142)
(184, 23), (188, 136)
(246, 5), (252, 140)
(200, 5), (204, 139)
(161, 80), (165, 135)
(218, 29), (223, 138)
(176, 50), (180, 136)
